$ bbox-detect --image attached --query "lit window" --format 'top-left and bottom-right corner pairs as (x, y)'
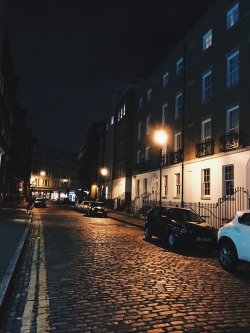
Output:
(136, 179), (140, 196)
(223, 165), (234, 195)
(139, 97), (143, 109)
(175, 92), (182, 119)
(227, 50), (239, 88)
(175, 132), (182, 151)
(203, 29), (212, 50)
(146, 115), (151, 135)
(111, 116), (114, 125)
(147, 88), (152, 101)
(138, 122), (142, 140)
(202, 70), (212, 103)
(227, 105), (239, 133)
(202, 169), (210, 197)
(163, 72), (169, 87)
(145, 146), (150, 160)
(175, 173), (180, 197)
(143, 178), (147, 193)
(162, 103), (168, 125)
(163, 175), (168, 196)
(201, 118), (211, 141)
(227, 3), (239, 29)
(137, 150), (141, 163)
(176, 57), (183, 75)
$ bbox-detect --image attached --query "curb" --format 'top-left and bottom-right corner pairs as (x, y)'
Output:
(0, 213), (33, 315)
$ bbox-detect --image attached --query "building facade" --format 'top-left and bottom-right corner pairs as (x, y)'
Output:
(78, 0), (250, 225)
(77, 123), (105, 200)
(30, 144), (77, 201)
(132, 0), (250, 223)
(0, 24), (33, 206)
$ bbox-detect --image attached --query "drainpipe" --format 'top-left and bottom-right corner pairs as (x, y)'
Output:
(181, 42), (187, 208)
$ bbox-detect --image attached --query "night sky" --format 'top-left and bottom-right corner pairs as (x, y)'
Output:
(6, 0), (217, 153)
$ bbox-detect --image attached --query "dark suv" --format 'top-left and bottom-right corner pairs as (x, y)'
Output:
(85, 201), (107, 217)
(145, 206), (217, 249)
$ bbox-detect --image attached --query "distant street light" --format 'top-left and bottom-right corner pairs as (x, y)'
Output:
(154, 129), (167, 207)
(100, 168), (108, 201)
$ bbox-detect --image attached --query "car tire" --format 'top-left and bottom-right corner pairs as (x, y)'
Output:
(218, 241), (238, 270)
(144, 226), (152, 240)
(167, 232), (177, 249)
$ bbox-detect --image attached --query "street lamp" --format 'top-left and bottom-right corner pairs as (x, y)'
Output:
(100, 168), (108, 201)
(154, 129), (167, 207)
(39, 170), (45, 196)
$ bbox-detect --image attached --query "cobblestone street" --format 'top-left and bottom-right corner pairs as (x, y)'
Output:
(1, 203), (250, 333)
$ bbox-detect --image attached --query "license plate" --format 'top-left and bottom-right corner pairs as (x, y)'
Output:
(197, 237), (211, 242)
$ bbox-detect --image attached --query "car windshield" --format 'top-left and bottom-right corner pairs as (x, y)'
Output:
(169, 208), (203, 223)
(91, 202), (104, 207)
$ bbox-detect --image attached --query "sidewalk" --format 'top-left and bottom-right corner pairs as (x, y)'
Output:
(0, 204), (32, 315)
(108, 211), (145, 229)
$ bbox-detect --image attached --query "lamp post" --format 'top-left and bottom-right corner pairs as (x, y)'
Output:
(100, 168), (107, 201)
(39, 171), (45, 196)
(154, 129), (167, 207)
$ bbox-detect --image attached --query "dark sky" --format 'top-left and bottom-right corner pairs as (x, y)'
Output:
(6, 0), (217, 153)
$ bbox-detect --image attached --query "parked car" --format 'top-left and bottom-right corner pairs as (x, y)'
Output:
(145, 206), (217, 249)
(81, 200), (91, 212)
(34, 198), (46, 208)
(85, 201), (107, 217)
(217, 210), (250, 270)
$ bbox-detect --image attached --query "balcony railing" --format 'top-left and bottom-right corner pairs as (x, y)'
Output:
(219, 130), (243, 152)
(163, 149), (183, 166)
(196, 139), (214, 158)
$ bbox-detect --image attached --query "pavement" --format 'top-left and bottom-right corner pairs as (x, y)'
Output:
(0, 204), (145, 316)
(0, 203), (32, 315)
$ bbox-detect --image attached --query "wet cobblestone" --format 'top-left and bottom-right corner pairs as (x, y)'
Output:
(1, 204), (250, 332)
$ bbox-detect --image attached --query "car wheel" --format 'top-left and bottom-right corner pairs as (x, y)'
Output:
(144, 226), (152, 240)
(218, 241), (238, 270)
(167, 232), (177, 249)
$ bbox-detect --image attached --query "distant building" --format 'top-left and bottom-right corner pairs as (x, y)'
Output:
(30, 144), (77, 201)
(77, 123), (105, 200)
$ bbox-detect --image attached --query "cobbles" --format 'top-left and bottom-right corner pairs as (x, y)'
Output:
(1, 204), (250, 332)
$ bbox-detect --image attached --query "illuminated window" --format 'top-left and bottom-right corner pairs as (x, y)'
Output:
(136, 179), (140, 196)
(137, 150), (141, 163)
(201, 118), (211, 141)
(139, 97), (143, 109)
(163, 175), (168, 196)
(145, 146), (150, 160)
(175, 92), (182, 119)
(146, 116), (151, 135)
(202, 70), (212, 103)
(162, 103), (168, 125)
(227, 3), (239, 29)
(163, 72), (169, 87)
(175, 173), (180, 197)
(202, 169), (210, 197)
(138, 122), (142, 140)
(111, 116), (114, 125)
(175, 132), (182, 151)
(203, 29), (212, 50)
(227, 105), (239, 133)
(147, 88), (152, 101)
(176, 57), (183, 75)
(227, 50), (239, 88)
(223, 165), (234, 195)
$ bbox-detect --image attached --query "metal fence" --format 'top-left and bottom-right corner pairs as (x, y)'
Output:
(126, 187), (250, 229)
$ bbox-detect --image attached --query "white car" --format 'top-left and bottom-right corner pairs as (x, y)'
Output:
(217, 210), (250, 270)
